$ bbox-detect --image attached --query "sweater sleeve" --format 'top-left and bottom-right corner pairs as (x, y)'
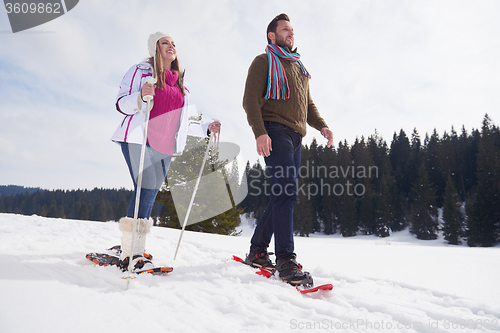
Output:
(242, 55), (268, 139)
(306, 87), (329, 131)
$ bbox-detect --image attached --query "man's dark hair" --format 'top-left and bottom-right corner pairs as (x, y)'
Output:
(266, 13), (290, 44)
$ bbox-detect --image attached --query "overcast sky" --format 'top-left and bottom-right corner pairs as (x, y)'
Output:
(1, 0), (499, 190)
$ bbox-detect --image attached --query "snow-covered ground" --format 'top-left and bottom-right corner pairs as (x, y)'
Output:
(0, 213), (499, 333)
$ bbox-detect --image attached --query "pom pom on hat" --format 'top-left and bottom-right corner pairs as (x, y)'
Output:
(148, 31), (172, 57)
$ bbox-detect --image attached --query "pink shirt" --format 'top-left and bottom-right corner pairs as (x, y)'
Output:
(147, 70), (185, 155)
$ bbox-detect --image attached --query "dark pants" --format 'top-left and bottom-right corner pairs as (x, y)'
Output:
(121, 142), (172, 219)
(250, 121), (302, 259)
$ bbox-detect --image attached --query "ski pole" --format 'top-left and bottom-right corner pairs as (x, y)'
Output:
(173, 131), (215, 260)
(123, 77), (157, 283)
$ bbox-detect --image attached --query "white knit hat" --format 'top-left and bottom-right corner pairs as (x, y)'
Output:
(148, 31), (172, 57)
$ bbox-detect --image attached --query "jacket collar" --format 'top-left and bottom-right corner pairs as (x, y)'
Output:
(137, 60), (153, 71)
(281, 46), (298, 54)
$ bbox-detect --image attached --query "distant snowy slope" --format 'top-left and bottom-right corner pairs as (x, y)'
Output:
(0, 214), (499, 333)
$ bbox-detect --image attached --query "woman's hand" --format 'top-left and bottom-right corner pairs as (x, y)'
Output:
(208, 121), (221, 135)
(141, 82), (156, 100)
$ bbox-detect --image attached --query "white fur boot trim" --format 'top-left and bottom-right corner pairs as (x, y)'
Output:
(119, 217), (153, 260)
(119, 217), (153, 234)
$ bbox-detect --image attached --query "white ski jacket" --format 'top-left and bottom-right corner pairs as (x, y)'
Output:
(111, 61), (209, 155)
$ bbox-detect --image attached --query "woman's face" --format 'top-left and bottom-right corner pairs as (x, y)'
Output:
(158, 36), (177, 64)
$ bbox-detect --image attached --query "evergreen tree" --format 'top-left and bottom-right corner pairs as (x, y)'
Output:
(369, 131), (403, 232)
(38, 205), (47, 217)
(115, 199), (128, 221)
(158, 136), (207, 228)
(77, 202), (89, 220)
(352, 137), (376, 234)
(247, 161), (269, 221)
(188, 207), (243, 236)
(409, 162), (438, 240)
(318, 144), (337, 235)
(466, 115), (500, 246)
(337, 140), (358, 237)
(58, 205), (66, 219)
(442, 175), (463, 245)
(368, 130), (391, 186)
(157, 187), (178, 227)
(303, 139), (322, 232)
(408, 128), (422, 193)
(440, 128), (459, 186)
(157, 136), (243, 235)
(389, 130), (412, 197)
(423, 129), (446, 206)
(93, 200), (107, 222)
(293, 177), (315, 236)
(105, 201), (114, 222)
(47, 204), (59, 218)
(374, 175), (392, 237)
(456, 126), (477, 201)
(238, 161), (253, 214)
(339, 194), (357, 237)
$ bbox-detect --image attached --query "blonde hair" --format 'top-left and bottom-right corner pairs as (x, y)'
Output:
(147, 41), (185, 95)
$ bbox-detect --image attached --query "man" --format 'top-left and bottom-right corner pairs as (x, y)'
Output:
(243, 13), (333, 286)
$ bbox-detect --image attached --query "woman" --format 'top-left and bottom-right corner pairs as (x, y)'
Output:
(111, 31), (221, 271)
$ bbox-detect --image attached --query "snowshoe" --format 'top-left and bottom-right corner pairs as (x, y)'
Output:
(275, 254), (313, 288)
(244, 249), (275, 271)
(86, 248), (172, 276)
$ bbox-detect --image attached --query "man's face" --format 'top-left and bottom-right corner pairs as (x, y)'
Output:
(269, 20), (294, 49)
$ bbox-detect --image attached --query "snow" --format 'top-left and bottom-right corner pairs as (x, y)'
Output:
(0, 213), (499, 333)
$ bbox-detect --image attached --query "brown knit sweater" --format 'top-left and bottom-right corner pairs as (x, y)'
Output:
(243, 51), (329, 139)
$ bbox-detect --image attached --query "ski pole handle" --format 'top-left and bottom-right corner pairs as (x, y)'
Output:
(142, 77), (157, 102)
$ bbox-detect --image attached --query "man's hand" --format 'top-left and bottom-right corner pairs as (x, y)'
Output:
(256, 134), (272, 157)
(321, 127), (334, 147)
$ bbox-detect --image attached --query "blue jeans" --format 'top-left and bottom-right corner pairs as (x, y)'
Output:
(121, 142), (172, 219)
(250, 121), (302, 259)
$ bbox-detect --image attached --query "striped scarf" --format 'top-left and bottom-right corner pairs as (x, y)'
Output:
(265, 44), (311, 100)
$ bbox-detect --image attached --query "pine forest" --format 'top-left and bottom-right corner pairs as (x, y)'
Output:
(1, 115), (499, 247)
(240, 114), (500, 247)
